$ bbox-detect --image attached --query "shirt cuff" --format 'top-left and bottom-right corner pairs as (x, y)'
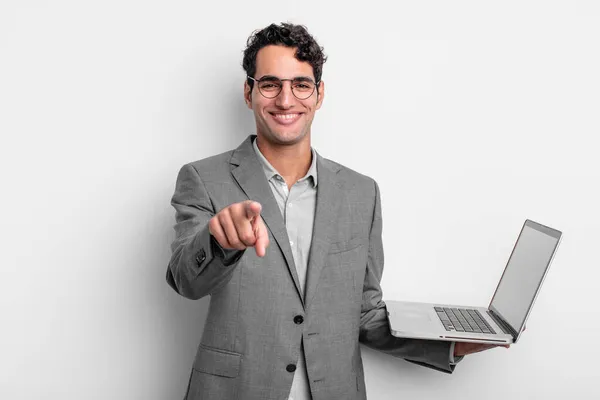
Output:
(449, 342), (464, 365)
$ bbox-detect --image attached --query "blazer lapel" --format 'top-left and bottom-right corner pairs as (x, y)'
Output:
(303, 155), (342, 310)
(230, 135), (304, 307)
(229, 134), (343, 311)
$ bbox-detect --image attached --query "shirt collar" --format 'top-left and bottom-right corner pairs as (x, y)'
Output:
(252, 136), (318, 188)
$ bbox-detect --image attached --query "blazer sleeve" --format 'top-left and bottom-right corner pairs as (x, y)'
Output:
(358, 179), (459, 374)
(166, 163), (246, 300)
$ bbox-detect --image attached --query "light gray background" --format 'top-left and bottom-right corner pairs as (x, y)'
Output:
(1, 1), (599, 399)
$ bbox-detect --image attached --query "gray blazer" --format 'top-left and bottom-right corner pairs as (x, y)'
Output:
(167, 135), (455, 400)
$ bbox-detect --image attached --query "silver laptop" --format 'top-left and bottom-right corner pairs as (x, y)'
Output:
(387, 219), (562, 345)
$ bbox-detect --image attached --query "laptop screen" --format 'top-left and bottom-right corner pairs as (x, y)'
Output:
(489, 220), (561, 334)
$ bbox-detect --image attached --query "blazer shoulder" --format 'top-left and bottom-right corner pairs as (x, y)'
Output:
(321, 155), (378, 190)
(180, 149), (235, 181)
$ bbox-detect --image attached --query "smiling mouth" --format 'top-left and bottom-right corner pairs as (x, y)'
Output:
(269, 112), (302, 125)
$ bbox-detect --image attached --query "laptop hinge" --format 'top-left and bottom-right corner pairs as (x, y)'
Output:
(487, 309), (518, 340)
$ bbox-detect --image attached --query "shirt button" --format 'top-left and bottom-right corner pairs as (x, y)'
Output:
(294, 315), (304, 324)
(289, 241), (294, 246)
(289, 202), (293, 207)
(286, 364), (296, 372)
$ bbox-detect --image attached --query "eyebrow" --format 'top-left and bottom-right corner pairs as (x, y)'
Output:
(259, 75), (315, 83)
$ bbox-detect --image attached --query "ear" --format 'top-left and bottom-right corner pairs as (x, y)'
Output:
(244, 80), (253, 109)
(315, 80), (325, 110)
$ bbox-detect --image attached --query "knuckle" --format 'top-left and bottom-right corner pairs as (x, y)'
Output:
(239, 235), (254, 246)
(228, 237), (242, 248)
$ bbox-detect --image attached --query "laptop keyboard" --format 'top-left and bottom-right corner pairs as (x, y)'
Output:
(434, 307), (497, 334)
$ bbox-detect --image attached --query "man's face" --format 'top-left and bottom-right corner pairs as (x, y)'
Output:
(244, 45), (325, 146)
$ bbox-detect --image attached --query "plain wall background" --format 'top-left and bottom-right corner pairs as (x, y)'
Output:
(1, 1), (599, 399)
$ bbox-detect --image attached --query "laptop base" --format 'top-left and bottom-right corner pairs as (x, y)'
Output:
(386, 300), (514, 345)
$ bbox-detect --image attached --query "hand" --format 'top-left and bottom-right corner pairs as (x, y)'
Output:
(454, 325), (526, 357)
(208, 200), (270, 257)
(454, 342), (510, 357)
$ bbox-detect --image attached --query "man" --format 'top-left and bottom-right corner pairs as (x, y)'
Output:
(167, 22), (505, 400)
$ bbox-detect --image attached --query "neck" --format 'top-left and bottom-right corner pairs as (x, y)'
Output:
(255, 133), (312, 183)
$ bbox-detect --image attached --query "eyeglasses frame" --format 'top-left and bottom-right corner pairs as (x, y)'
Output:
(246, 75), (320, 100)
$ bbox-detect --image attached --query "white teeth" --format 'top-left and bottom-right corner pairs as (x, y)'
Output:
(273, 113), (299, 120)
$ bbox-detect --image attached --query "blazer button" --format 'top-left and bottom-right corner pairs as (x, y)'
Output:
(195, 249), (206, 265)
(293, 315), (304, 325)
(286, 364), (296, 373)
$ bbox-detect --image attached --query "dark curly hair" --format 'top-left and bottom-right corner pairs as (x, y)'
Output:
(242, 22), (327, 93)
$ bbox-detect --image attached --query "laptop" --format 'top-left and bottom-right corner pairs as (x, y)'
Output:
(386, 219), (562, 345)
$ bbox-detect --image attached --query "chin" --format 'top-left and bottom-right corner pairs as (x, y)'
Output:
(269, 130), (305, 144)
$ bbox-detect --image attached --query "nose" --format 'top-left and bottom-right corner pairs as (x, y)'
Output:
(275, 81), (294, 108)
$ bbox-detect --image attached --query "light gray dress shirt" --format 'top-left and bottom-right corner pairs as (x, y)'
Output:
(214, 136), (459, 400)
(252, 137), (316, 400)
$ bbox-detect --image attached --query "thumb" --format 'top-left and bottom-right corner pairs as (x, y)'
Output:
(245, 200), (262, 221)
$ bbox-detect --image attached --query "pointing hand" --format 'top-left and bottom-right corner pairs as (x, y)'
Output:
(209, 200), (270, 257)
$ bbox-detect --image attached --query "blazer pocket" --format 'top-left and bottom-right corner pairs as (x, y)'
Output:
(328, 236), (364, 254)
(193, 344), (241, 378)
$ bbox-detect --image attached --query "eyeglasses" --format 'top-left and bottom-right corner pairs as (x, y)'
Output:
(247, 75), (318, 100)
